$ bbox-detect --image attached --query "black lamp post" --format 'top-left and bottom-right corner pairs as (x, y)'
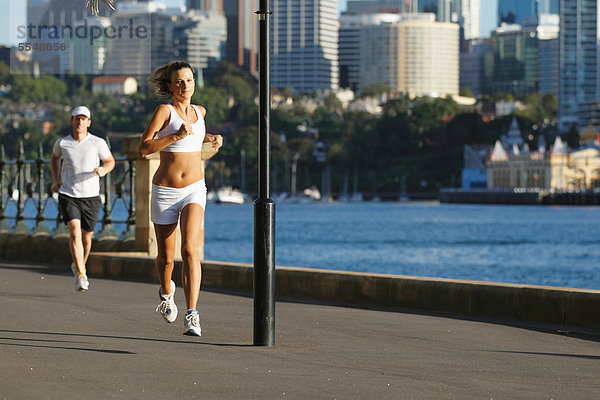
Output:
(254, 0), (275, 346)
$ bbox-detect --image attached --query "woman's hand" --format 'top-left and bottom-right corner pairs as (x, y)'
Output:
(206, 134), (223, 150)
(175, 123), (193, 141)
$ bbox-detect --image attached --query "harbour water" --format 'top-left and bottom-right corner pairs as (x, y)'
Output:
(8, 198), (600, 290)
(203, 201), (600, 290)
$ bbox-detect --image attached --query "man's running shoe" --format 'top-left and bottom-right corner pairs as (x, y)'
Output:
(183, 310), (201, 336)
(156, 280), (178, 323)
(75, 274), (88, 292)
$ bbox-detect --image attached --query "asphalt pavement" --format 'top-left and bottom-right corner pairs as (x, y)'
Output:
(1, 260), (599, 399)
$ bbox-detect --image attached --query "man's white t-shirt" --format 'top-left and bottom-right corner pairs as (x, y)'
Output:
(52, 133), (112, 198)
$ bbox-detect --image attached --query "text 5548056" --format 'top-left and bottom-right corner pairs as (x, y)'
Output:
(18, 42), (67, 51)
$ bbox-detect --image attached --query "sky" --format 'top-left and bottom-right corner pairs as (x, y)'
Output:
(0, 0), (498, 47)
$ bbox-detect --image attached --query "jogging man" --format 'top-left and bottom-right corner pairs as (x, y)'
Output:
(51, 106), (115, 291)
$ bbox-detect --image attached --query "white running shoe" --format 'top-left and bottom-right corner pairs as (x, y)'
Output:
(75, 274), (88, 292)
(156, 280), (178, 323)
(183, 311), (201, 336)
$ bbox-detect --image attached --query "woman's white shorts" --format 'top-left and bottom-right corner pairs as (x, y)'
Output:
(151, 179), (207, 225)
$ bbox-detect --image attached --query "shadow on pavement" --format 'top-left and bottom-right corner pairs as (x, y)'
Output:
(0, 341), (135, 354)
(0, 329), (252, 348)
(482, 349), (600, 360)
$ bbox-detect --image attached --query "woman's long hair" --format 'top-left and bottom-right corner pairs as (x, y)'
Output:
(147, 61), (193, 99)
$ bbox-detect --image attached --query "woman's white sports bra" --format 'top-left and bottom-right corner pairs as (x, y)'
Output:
(155, 104), (206, 152)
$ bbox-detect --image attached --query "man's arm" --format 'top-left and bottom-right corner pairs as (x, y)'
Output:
(94, 155), (115, 178)
(50, 153), (61, 192)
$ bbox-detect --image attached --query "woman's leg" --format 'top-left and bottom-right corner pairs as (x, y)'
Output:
(154, 223), (178, 295)
(179, 204), (205, 310)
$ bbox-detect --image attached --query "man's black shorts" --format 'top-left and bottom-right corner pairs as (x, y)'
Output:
(58, 194), (102, 232)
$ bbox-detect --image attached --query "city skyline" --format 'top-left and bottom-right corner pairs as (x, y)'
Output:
(0, 0), (498, 46)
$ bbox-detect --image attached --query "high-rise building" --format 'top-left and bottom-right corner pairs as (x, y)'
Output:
(419, 0), (438, 13)
(377, 0), (417, 12)
(460, 40), (490, 97)
(345, 0), (416, 14)
(187, 0), (224, 13)
(103, 2), (174, 76)
(59, 17), (112, 75)
(497, 0), (536, 26)
(537, 14), (559, 96)
(339, 13), (401, 91)
(271, 0), (339, 93)
(558, 0), (600, 132)
(173, 11), (227, 72)
(223, 0), (258, 74)
(537, 0), (558, 15)
(457, 0), (480, 40)
(437, 0), (456, 22)
(26, 0), (92, 74)
(360, 16), (459, 97)
(488, 24), (539, 94)
(27, 0), (51, 26)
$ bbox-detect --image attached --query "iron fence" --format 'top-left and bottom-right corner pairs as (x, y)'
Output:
(0, 141), (135, 238)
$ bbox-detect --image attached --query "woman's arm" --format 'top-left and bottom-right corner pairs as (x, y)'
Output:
(137, 105), (192, 157)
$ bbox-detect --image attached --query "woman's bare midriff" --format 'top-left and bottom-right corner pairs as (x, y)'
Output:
(152, 151), (204, 188)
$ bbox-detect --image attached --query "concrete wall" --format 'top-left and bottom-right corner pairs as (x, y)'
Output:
(1, 232), (599, 329)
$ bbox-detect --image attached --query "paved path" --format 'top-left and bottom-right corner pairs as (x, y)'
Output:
(1, 260), (599, 399)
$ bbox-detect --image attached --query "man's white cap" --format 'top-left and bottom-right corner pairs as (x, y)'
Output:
(71, 106), (91, 119)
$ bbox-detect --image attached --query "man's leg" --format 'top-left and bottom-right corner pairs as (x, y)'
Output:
(82, 230), (94, 266)
(67, 219), (86, 275)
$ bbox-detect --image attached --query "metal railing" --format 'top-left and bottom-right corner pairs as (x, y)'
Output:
(0, 141), (135, 238)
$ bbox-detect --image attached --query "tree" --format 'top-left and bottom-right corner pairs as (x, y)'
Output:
(191, 87), (229, 126)
(359, 84), (390, 98)
(9, 74), (67, 103)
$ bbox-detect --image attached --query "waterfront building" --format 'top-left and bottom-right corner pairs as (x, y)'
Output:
(339, 13), (401, 91)
(461, 144), (488, 188)
(91, 76), (138, 95)
(486, 128), (600, 190)
(271, 0), (339, 93)
(558, 0), (600, 133)
(359, 15), (459, 97)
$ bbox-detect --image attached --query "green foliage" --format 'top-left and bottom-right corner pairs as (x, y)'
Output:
(191, 87), (229, 126)
(8, 74), (67, 103)
(359, 84), (390, 98)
